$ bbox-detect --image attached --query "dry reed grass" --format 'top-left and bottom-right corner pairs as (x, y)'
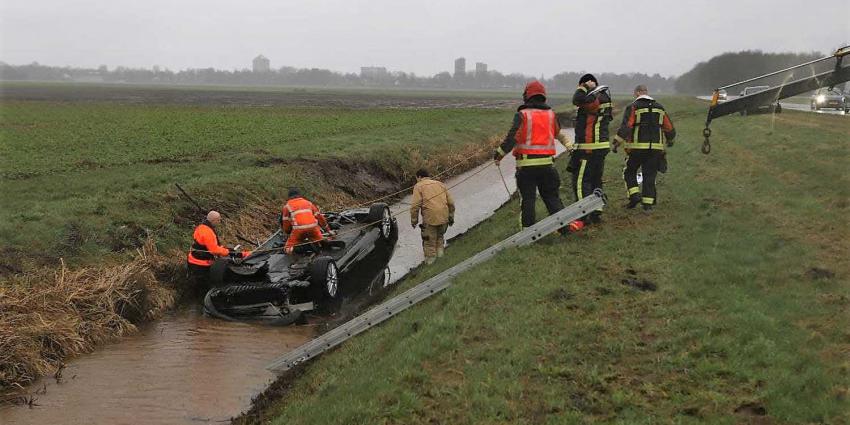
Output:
(0, 239), (176, 400)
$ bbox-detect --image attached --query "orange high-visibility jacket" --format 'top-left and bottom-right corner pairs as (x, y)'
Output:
(187, 222), (229, 267)
(281, 197), (329, 233)
(514, 109), (557, 156)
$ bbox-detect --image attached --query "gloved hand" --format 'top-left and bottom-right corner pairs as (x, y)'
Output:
(326, 229), (336, 237)
(611, 136), (623, 152)
(448, 216), (454, 226)
(666, 139), (675, 147)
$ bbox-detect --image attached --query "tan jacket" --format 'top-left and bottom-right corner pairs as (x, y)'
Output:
(410, 178), (455, 226)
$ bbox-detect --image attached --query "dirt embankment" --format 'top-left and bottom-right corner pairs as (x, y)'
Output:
(0, 140), (496, 401)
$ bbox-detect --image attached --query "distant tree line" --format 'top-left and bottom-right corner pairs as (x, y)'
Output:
(4, 49), (844, 95)
(547, 72), (676, 94)
(674, 50), (841, 94)
(0, 61), (675, 94)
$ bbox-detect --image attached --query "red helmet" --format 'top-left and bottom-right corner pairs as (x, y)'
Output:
(523, 80), (547, 100)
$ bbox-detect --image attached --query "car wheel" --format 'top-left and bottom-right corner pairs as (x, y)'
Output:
(310, 256), (339, 299)
(368, 203), (393, 239)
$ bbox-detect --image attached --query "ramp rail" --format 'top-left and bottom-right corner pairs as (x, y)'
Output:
(267, 190), (605, 372)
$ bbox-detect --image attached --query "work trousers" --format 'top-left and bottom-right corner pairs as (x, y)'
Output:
(623, 150), (664, 206)
(285, 226), (324, 254)
(516, 165), (565, 228)
(569, 149), (608, 213)
(187, 262), (211, 295)
(420, 223), (449, 259)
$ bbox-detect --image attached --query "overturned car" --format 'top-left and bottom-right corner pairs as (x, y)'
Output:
(203, 203), (398, 325)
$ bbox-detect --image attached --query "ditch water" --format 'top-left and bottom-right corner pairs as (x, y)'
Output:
(0, 139), (568, 425)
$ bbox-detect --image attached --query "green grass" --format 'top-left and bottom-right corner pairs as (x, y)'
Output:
(253, 98), (850, 424)
(0, 91), (512, 269)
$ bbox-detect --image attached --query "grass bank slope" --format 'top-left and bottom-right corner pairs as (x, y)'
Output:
(248, 98), (849, 424)
(0, 95), (511, 270)
(0, 85), (515, 396)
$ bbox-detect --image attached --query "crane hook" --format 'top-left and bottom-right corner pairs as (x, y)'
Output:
(701, 128), (712, 155)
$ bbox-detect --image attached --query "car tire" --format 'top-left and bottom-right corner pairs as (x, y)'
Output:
(368, 203), (393, 240)
(310, 256), (339, 299)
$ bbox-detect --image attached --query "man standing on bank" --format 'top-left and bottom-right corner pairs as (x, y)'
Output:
(494, 80), (569, 233)
(570, 73), (613, 224)
(613, 85), (676, 212)
(410, 168), (455, 265)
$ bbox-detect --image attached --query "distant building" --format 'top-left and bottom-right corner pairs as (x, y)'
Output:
(360, 66), (388, 79)
(454, 57), (466, 79)
(253, 55), (270, 73)
(475, 62), (487, 76)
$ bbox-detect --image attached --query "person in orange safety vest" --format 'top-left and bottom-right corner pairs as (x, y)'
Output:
(494, 80), (569, 233)
(281, 188), (335, 255)
(187, 210), (249, 288)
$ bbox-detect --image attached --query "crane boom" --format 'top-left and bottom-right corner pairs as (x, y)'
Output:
(701, 45), (850, 154)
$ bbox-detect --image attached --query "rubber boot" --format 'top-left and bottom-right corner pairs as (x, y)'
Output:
(425, 256), (436, 265)
(625, 195), (641, 209)
(437, 246), (445, 258)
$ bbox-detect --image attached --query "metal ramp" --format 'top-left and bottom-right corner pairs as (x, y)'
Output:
(267, 190), (606, 372)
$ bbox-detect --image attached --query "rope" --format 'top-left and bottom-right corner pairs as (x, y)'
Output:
(496, 161), (513, 198)
(329, 145), (493, 211)
(190, 153), (503, 256)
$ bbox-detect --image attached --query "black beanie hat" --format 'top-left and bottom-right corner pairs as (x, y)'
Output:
(579, 73), (598, 85)
(288, 187), (301, 198)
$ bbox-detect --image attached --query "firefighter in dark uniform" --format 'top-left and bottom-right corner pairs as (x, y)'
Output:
(613, 85), (676, 211)
(494, 80), (568, 232)
(570, 73), (613, 224)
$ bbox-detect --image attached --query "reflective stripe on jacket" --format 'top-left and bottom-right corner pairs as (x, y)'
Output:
(282, 197), (329, 233)
(187, 222), (229, 267)
(515, 109), (557, 156)
(615, 96), (676, 151)
(496, 101), (561, 168)
(573, 86), (613, 151)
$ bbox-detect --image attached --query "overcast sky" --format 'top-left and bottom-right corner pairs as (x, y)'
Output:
(1, 0), (848, 77)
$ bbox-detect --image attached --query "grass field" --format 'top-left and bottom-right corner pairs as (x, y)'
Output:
(0, 84), (525, 273)
(246, 98), (850, 424)
(0, 83), (525, 395)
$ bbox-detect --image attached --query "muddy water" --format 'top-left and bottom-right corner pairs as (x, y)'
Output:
(0, 138), (567, 425)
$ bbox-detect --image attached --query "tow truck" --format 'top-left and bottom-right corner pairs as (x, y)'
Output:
(701, 45), (850, 154)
